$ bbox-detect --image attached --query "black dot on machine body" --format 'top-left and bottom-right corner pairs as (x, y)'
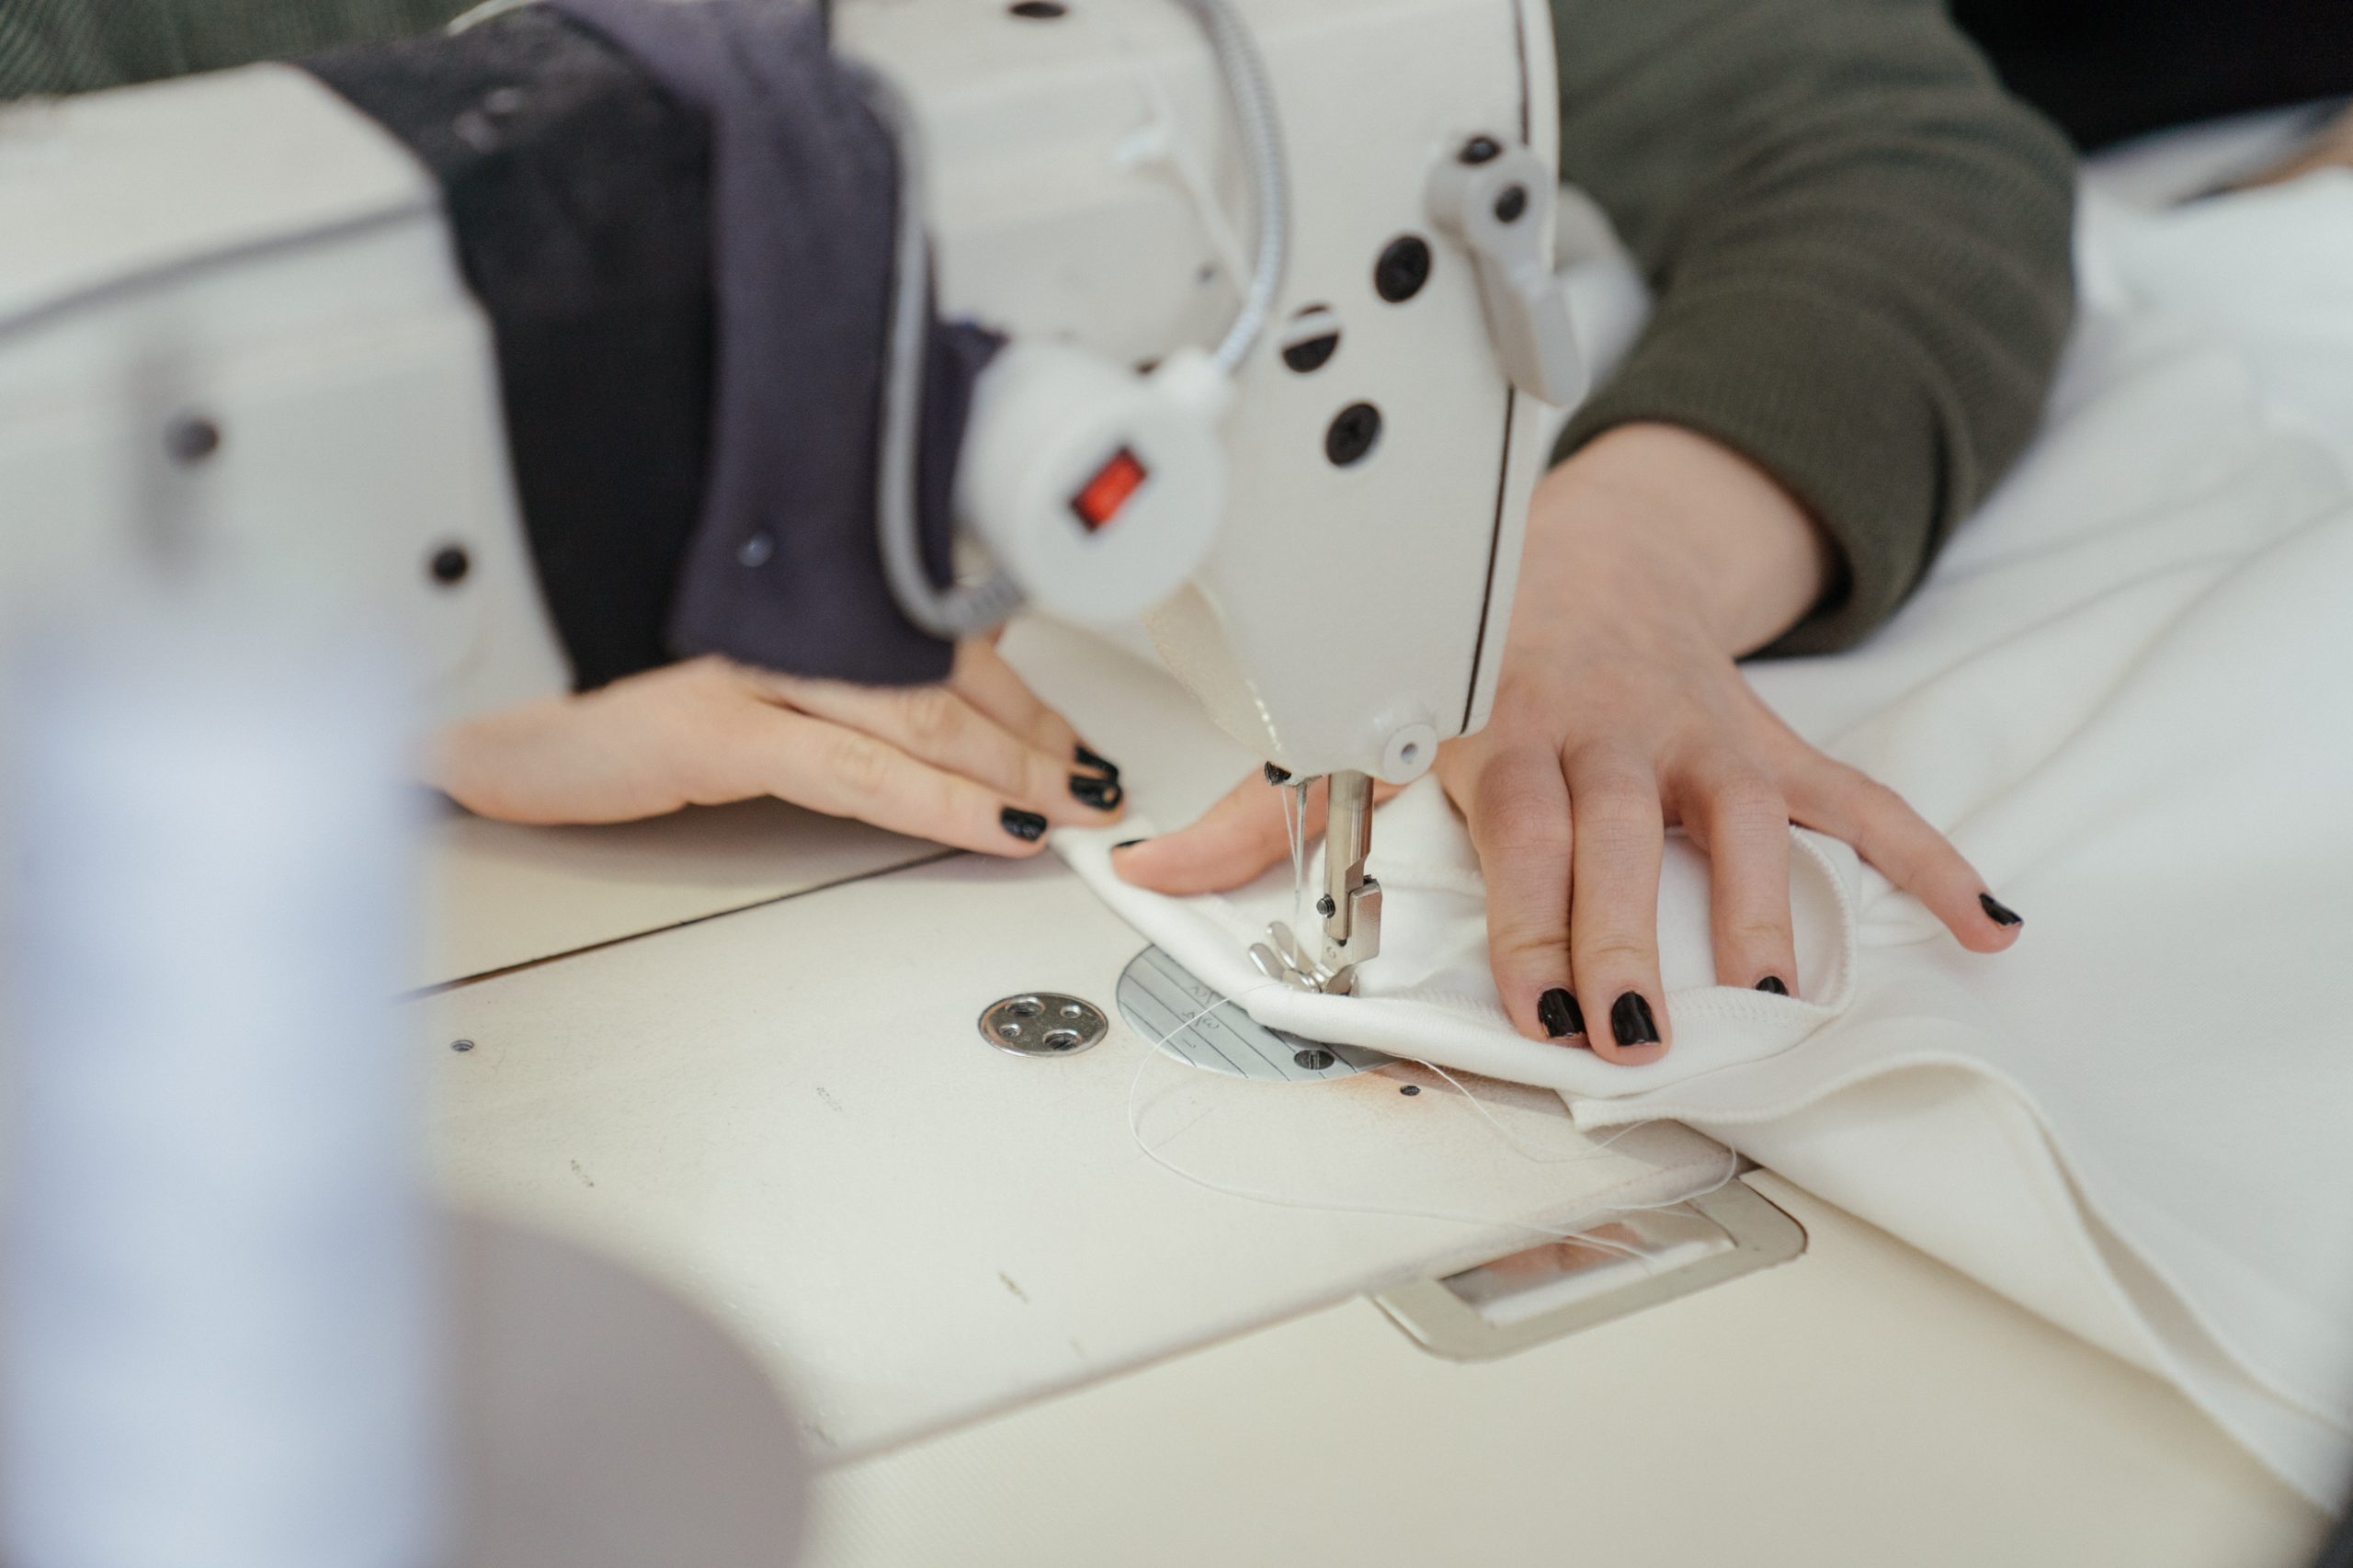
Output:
(1324, 403), (1382, 467)
(165, 414), (222, 465)
(1373, 235), (1432, 303)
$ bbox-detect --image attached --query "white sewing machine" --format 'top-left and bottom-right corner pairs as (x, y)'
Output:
(0, 0), (1579, 995)
(0, 0), (2326, 1562)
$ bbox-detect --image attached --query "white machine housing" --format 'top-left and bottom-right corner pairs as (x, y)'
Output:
(853, 0), (1563, 782)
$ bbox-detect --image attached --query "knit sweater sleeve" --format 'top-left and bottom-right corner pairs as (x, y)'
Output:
(1551, 0), (2076, 652)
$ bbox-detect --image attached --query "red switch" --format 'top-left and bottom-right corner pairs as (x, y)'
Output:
(1071, 448), (1147, 532)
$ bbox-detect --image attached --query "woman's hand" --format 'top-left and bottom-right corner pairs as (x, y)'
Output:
(1116, 423), (2022, 1062)
(431, 641), (1124, 853)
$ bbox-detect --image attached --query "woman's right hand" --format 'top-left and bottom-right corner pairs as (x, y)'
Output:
(429, 642), (1124, 853)
(1117, 425), (2020, 1063)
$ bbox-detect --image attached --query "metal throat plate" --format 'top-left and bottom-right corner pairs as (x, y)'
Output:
(1116, 947), (1390, 1082)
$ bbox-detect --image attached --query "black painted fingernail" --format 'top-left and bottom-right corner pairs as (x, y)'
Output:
(1755, 975), (1789, 995)
(1979, 892), (2023, 927)
(1609, 992), (1661, 1047)
(1001, 807), (1048, 842)
(1070, 773), (1124, 812)
(1074, 744), (1120, 780)
(1264, 761), (1292, 786)
(1113, 837), (1146, 851)
(1536, 987), (1585, 1039)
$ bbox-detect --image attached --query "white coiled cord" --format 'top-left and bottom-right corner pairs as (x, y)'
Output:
(1168, 0), (1290, 376)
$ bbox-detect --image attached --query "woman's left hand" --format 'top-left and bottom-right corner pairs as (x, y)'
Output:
(431, 640), (1124, 853)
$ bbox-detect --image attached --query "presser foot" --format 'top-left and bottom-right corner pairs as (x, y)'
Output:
(1250, 921), (1341, 994)
(1247, 902), (1382, 996)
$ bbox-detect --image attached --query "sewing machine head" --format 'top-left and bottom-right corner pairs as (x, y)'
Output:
(860, 0), (1580, 991)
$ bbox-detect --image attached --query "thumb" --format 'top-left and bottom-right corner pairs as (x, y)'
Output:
(1114, 771), (1318, 896)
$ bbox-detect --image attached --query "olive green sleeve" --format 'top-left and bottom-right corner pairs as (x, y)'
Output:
(1551, 0), (2076, 653)
(0, 0), (468, 98)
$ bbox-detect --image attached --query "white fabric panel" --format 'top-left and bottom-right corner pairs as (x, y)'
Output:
(1052, 174), (2353, 1503)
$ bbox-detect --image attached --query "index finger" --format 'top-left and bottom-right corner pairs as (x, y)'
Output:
(949, 641), (1089, 769)
(740, 706), (1057, 858)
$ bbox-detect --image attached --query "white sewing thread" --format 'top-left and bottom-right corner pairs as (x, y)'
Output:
(1280, 777), (1312, 945)
(1405, 1057), (1643, 1166)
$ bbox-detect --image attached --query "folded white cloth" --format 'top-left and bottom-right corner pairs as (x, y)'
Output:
(1050, 174), (2353, 1504)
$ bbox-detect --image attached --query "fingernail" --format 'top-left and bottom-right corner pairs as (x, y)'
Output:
(1979, 892), (2023, 927)
(1001, 807), (1048, 842)
(1536, 987), (1585, 1039)
(1074, 744), (1120, 780)
(1113, 837), (1146, 851)
(1755, 975), (1789, 995)
(1070, 773), (1124, 812)
(1609, 992), (1661, 1047)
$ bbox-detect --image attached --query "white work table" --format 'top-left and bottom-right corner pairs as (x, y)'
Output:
(814, 1173), (2325, 1568)
(412, 790), (2325, 1565)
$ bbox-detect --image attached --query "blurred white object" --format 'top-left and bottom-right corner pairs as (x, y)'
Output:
(0, 67), (569, 729)
(3, 607), (438, 1568)
(0, 67), (483, 1568)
